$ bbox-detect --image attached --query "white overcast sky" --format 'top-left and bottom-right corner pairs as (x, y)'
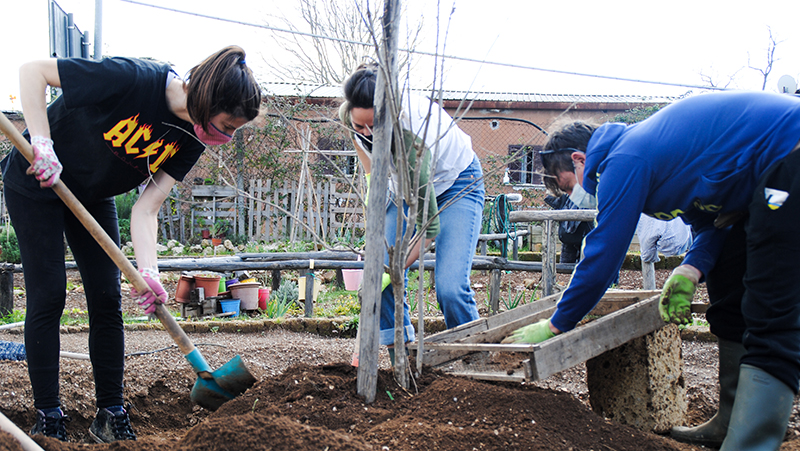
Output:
(2, 0), (799, 112)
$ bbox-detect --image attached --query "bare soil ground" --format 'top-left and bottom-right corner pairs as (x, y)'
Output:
(2, 269), (800, 450)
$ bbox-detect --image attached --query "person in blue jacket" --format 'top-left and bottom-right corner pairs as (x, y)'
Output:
(508, 91), (800, 451)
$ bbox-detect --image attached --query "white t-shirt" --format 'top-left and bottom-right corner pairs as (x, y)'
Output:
(357, 92), (476, 197)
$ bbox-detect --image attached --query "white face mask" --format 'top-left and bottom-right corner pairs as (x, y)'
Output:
(570, 182), (597, 209)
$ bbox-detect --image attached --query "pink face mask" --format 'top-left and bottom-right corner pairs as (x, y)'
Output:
(193, 122), (233, 146)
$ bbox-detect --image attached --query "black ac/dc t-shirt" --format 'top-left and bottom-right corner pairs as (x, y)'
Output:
(2, 57), (205, 203)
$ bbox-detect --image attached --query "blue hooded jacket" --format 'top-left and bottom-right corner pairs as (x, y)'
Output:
(550, 91), (800, 333)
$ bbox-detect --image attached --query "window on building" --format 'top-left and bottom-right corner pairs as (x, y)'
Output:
(507, 144), (543, 185)
(315, 137), (358, 176)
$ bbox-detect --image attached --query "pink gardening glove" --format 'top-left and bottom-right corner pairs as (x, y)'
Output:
(131, 268), (167, 315)
(25, 136), (62, 188)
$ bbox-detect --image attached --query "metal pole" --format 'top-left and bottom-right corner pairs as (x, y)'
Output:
(66, 13), (77, 57)
(94, 0), (103, 60)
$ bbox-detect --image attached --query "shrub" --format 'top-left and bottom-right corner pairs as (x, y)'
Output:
(264, 297), (293, 319)
(272, 280), (299, 307)
(118, 218), (131, 245)
(115, 190), (138, 245)
(115, 190), (138, 219)
(0, 226), (21, 264)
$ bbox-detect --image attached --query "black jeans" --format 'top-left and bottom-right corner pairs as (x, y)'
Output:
(5, 186), (125, 409)
(706, 149), (800, 393)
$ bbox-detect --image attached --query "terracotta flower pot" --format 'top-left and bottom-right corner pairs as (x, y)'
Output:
(194, 274), (221, 297)
(174, 275), (195, 304)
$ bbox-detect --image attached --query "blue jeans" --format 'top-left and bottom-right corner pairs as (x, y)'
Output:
(380, 157), (485, 346)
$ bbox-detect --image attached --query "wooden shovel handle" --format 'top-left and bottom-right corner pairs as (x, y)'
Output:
(0, 410), (44, 451)
(0, 113), (198, 358)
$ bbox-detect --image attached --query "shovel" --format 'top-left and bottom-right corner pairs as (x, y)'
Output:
(0, 113), (255, 411)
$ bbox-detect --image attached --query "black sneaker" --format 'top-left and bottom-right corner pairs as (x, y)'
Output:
(88, 405), (137, 443)
(30, 408), (69, 441)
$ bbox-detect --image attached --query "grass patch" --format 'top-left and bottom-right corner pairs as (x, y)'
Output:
(314, 287), (359, 317)
(0, 309), (25, 324)
(60, 308), (88, 326)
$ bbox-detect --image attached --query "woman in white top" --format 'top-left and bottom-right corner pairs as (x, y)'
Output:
(340, 64), (485, 362)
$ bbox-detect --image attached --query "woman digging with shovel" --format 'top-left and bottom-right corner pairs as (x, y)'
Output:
(1, 45), (261, 443)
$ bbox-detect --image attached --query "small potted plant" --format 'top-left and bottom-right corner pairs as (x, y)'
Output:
(209, 219), (230, 246)
(196, 217), (210, 239)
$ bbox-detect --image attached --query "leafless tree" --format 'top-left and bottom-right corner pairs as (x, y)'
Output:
(698, 66), (741, 90)
(263, 0), (422, 86)
(748, 27), (783, 91)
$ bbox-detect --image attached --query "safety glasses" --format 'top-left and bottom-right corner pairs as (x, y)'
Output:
(538, 147), (584, 156)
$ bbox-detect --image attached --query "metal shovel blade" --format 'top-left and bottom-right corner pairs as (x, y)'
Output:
(190, 355), (256, 411)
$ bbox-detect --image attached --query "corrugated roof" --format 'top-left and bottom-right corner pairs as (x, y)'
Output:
(261, 82), (677, 104)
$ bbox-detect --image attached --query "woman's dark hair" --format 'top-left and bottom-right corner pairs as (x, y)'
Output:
(540, 121), (597, 177)
(342, 63), (379, 111)
(186, 45), (261, 132)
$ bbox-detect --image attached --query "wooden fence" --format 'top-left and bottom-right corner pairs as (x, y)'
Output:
(177, 178), (365, 243)
(247, 178), (365, 242)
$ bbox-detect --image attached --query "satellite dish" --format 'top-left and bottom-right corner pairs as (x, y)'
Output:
(777, 75), (797, 94)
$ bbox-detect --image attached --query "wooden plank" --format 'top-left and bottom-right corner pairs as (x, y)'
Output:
(449, 371), (527, 383)
(488, 269), (501, 314)
(587, 298), (641, 316)
(418, 290), (659, 367)
(424, 292), (562, 345)
(541, 220), (557, 296)
(321, 181), (329, 241)
(642, 261), (656, 290)
(529, 295), (664, 381)
(272, 184), (280, 240)
(248, 179), (256, 241)
(477, 230), (530, 241)
(418, 298), (559, 367)
(425, 343), (536, 352)
(509, 209), (597, 223)
(263, 179), (271, 240)
(191, 186), (237, 198)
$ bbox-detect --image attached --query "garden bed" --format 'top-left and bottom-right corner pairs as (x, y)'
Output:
(5, 269), (800, 450)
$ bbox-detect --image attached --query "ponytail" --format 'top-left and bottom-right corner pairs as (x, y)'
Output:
(186, 45), (261, 132)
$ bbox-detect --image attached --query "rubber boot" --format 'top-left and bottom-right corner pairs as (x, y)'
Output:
(720, 364), (794, 451)
(670, 339), (746, 447)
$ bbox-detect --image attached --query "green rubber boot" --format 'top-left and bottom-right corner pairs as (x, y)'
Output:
(720, 364), (794, 451)
(670, 339), (746, 447)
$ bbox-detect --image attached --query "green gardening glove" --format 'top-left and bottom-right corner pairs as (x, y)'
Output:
(381, 273), (392, 292)
(507, 319), (556, 344)
(658, 266), (699, 325)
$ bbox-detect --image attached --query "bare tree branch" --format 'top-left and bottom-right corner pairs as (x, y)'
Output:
(747, 26), (783, 91)
(263, 0), (422, 86)
(698, 66), (741, 89)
